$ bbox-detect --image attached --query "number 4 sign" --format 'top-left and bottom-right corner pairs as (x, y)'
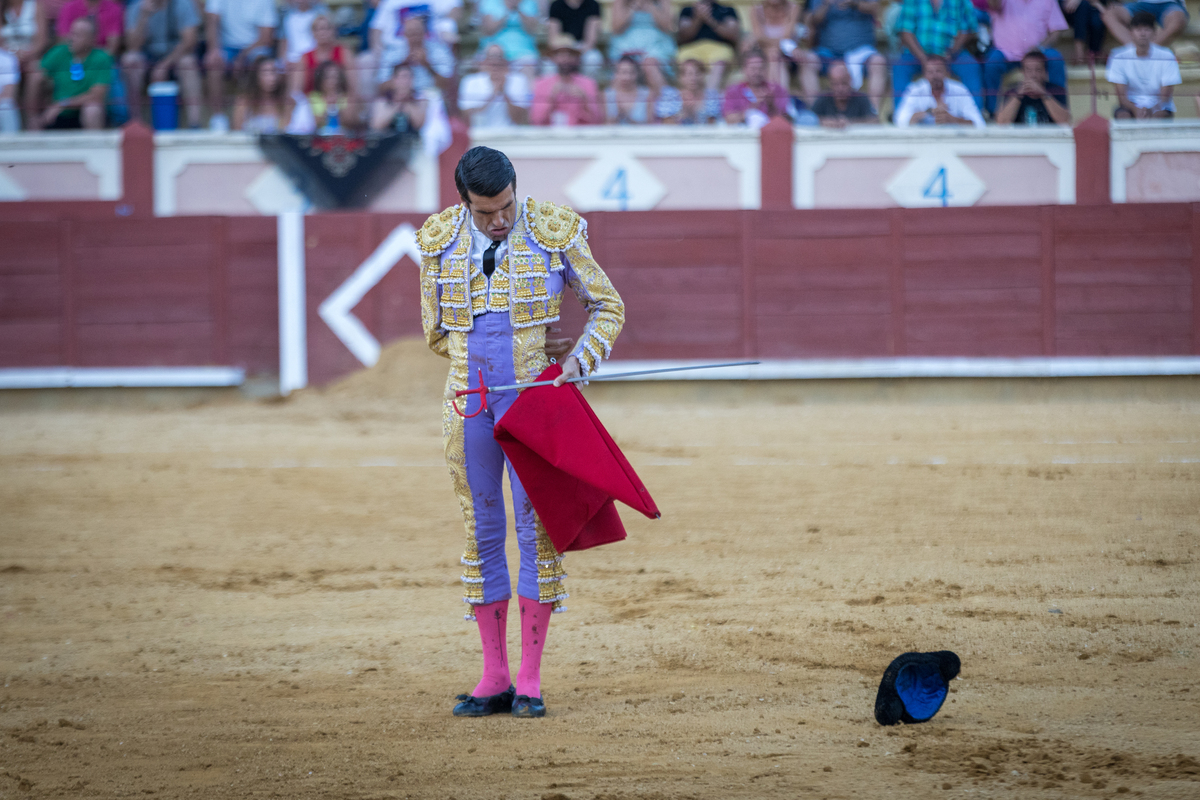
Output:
(885, 153), (985, 208)
(566, 154), (667, 212)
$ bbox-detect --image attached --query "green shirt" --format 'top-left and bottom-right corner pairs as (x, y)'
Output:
(895, 0), (976, 57)
(40, 44), (113, 102)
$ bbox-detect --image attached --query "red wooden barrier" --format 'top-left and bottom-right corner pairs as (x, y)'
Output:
(2, 204), (1197, 382)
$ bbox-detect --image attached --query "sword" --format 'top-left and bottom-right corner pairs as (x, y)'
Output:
(451, 361), (760, 419)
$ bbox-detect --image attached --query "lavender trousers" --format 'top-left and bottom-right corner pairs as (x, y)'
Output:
(461, 310), (542, 604)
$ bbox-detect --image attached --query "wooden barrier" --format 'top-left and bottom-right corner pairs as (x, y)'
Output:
(2, 204), (1198, 384)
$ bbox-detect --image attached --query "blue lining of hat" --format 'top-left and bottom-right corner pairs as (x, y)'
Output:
(895, 661), (948, 721)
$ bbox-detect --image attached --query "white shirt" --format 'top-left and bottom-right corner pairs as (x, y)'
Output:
(207, 0), (279, 49)
(1106, 43), (1181, 112)
(895, 78), (986, 129)
(467, 207), (513, 279)
(280, 4), (329, 63)
(0, 48), (19, 90)
(458, 71), (532, 128)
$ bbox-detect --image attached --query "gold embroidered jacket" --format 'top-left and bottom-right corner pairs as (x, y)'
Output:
(417, 197), (624, 380)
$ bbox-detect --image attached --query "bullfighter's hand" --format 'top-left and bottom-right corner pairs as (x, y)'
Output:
(544, 325), (575, 361)
(554, 356), (581, 387)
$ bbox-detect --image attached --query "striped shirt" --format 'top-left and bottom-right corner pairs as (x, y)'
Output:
(895, 0), (976, 56)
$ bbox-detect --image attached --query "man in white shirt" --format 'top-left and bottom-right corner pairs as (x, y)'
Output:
(1106, 10), (1181, 119)
(367, 5), (454, 92)
(278, 0), (330, 64)
(895, 54), (986, 128)
(203, 0), (278, 130)
(458, 44), (531, 128)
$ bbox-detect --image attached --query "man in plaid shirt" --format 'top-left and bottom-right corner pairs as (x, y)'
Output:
(892, 0), (983, 114)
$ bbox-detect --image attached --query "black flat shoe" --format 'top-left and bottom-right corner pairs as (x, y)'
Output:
(511, 694), (546, 718)
(453, 685), (515, 717)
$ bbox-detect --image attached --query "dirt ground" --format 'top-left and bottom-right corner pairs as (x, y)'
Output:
(2, 339), (1198, 800)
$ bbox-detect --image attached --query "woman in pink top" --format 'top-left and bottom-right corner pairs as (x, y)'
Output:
(55, 0), (121, 54)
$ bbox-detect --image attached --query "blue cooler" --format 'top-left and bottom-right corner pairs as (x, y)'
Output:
(148, 81), (179, 131)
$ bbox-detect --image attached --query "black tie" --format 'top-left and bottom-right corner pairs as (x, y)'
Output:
(482, 240), (500, 278)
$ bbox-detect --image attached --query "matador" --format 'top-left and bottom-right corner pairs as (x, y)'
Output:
(417, 146), (624, 718)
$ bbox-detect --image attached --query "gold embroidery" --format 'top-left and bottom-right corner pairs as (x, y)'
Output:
(419, 254), (449, 358)
(528, 197), (584, 254)
(563, 237), (624, 376)
(418, 205), (465, 256)
(535, 522), (568, 611)
(511, 322), (548, 386)
(440, 334), (483, 616)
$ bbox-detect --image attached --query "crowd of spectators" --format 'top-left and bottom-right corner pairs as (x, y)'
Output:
(0, 0), (1193, 135)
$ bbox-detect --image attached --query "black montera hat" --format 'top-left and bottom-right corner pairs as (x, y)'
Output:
(874, 651), (961, 726)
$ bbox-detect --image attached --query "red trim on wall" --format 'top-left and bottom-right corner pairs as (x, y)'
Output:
(759, 117), (794, 211)
(120, 122), (155, 218)
(1073, 115), (1110, 206)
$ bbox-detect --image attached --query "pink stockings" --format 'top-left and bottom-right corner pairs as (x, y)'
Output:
(470, 596), (554, 700)
(471, 599), (511, 697)
(516, 596), (553, 699)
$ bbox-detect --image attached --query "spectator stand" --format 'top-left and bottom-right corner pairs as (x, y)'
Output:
(791, 123), (1077, 209)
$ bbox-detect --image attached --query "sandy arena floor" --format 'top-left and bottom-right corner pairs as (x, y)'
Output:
(2, 340), (1199, 799)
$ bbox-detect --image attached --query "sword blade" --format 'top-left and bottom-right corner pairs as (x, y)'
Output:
(486, 361), (761, 393)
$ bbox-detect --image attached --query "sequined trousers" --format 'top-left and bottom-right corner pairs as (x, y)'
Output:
(442, 309), (568, 621)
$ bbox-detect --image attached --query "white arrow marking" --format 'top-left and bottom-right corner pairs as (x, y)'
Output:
(318, 223), (423, 367)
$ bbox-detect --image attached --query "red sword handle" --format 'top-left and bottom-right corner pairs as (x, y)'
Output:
(451, 368), (489, 419)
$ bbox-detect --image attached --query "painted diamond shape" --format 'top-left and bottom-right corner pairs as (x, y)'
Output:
(565, 154), (666, 212)
(245, 165), (309, 214)
(886, 152), (985, 208)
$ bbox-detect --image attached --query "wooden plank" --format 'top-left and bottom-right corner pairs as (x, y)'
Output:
(0, 274), (63, 322)
(905, 288), (1042, 313)
(905, 233), (1042, 262)
(889, 208), (904, 356)
(905, 336), (1045, 357)
(740, 210), (755, 358)
(1056, 312), (1192, 339)
(607, 266), (741, 293)
(755, 262), (889, 291)
(0, 222), (62, 275)
(72, 217), (216, 248)
(60, 220), (76, 365)
(1042, 207), (1055, 356)
(1054, 203), (1192, 234)
(749, 209), (889, 239)
(74, 321), (214, 366)
(756, 314), (892, 357)
(1054, 233), (1191, 262)
(210, 217), (229, 365)
(756, 288), (891, 316)
(901, 205), (1043, 235)
(604, 238), (742, 267)
(753, 237), (893, 269)
(590, 210), (741, 239)
(1056, 285), (1192, 314)
(74, 269), (214, 324)
(0, 322), (62, 366)
(1055, 260), (1192, 286)
(75, 244), (215, 273)
(1193, 203), (1200, 355)
(906, 312), (1044, 343)
(904, 261), (1042, 291)
(1056, 337), (1193, 356)
(624, 293), (742, 317)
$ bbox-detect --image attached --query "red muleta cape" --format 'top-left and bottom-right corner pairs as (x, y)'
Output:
(493, 364), (660, 553)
